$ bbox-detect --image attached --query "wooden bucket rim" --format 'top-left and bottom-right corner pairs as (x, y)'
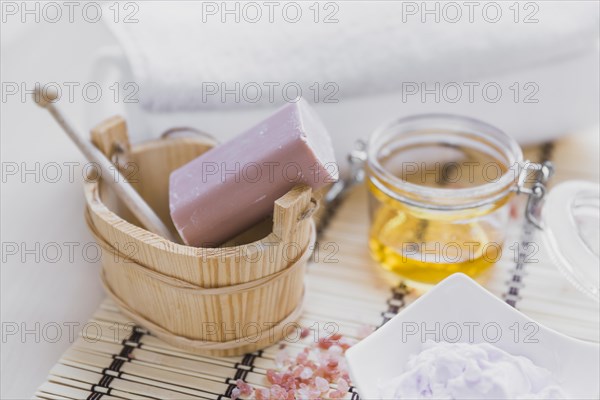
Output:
(94, 214), (316, 293)
(83, 136), (315, 258)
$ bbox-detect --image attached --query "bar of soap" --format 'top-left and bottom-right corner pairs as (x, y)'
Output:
(169, 98), (338, 247)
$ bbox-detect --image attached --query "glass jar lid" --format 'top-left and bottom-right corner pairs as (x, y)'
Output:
(542, 180), (600, 301)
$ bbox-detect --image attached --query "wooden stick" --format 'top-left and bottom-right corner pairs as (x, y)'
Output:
(33, 87), (180, 243)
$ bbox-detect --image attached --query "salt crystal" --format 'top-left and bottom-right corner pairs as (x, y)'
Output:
(236, 379), (253, 396)
(337, 378), (350, 393)
(255, 388), (270, 400)
(230, 388), (240, 400)
(270, 385), (287, 399)
(299, 366), (313, 380)
(315, 376), (329, 393)
(266, 370), (282, 385)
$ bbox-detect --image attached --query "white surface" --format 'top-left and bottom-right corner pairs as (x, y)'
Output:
(1, 4), (599, 399)
(346, 274), (600, 399)
(1, 19), (111, 399)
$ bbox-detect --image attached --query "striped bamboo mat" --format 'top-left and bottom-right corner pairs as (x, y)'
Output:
(35, 140), (600, 400)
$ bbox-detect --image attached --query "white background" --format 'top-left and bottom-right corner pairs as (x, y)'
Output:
(1, 3), (599, 398)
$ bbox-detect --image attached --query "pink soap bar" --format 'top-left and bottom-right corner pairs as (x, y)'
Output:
(169, 98), (338, 247)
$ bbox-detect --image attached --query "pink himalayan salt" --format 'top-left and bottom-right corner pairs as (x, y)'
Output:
(269, 385), (288, 399)
(267, 370), (282, 386)
(255, 388), (271, 400)
(317, 333), (342, 350)
(237, 379), (254, 396)
(233, 330), (360, 399)
(314, 376), (330, 393)
(299, 367), (313, 380)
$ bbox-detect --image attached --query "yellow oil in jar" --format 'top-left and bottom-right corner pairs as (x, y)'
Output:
(368, 142), (512, 284)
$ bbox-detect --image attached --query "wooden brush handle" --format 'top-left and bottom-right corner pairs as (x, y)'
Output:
(33, 87), (180, 243)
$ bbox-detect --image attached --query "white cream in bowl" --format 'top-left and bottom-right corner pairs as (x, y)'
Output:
(379, 341), (566, 399)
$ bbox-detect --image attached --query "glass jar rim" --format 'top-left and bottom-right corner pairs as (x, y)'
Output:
(367, 113), (524, 206)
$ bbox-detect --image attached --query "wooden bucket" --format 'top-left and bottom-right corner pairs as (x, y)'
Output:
(84, 116), (316, 356)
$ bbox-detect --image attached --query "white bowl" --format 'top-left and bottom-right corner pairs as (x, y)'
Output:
(346, 273), (599, 399)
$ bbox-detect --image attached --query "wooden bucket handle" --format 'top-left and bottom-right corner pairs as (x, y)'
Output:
(272, 185), (316, 241)
(90, 115), (131, 166)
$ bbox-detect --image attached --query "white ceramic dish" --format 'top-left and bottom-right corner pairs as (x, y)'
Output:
(346, 273), (600, 399)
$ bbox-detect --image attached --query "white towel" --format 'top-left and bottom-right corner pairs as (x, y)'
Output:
(90, 1), (599, 159)
(102, 1), (599, 111)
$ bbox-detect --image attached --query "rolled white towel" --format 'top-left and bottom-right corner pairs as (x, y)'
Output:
(102, 1), (599, 111)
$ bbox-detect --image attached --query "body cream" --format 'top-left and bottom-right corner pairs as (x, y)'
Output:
(379, 341), (566, 399)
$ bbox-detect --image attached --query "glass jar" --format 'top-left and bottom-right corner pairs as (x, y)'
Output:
(366, 114), (523, 284)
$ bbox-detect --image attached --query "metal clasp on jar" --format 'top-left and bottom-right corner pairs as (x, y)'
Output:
(322, 140), (367, 206)
(512, 161), (554, 230)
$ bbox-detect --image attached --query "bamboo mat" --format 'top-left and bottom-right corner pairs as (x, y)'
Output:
(36, 138), (600, 400)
